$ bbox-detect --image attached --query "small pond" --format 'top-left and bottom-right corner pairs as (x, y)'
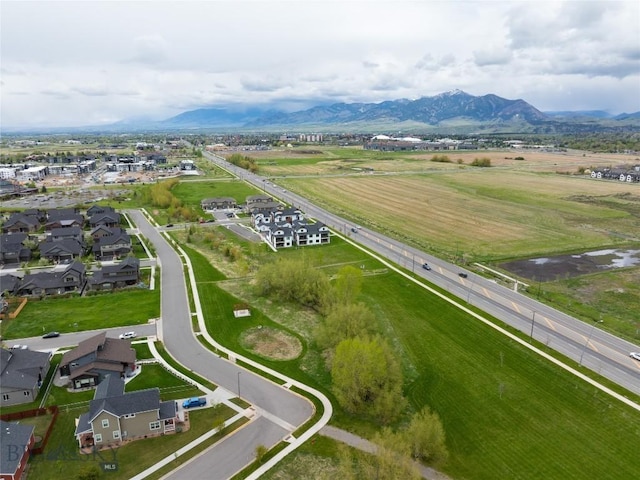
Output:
(499, 248), (640, 282)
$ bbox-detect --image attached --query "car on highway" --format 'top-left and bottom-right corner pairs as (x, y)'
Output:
(165, 223), (174, 228)
(459, 273), (468, 278)
(119, 331), (136, 340)
(630, 352), (640, 361)
(42, 331), (60, 339)
(422, 263), (431, 270)
(182, 397), (206, 409)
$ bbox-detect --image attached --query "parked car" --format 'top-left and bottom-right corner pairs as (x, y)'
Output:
(182, 397), (206, 409)
(459, 273), (468, 278)
(165, 223), (174, 228)
(119, 331), (136, 340)
(42, 331), (60, 339)
(422, 263), (431, 270)
(630, 352), (640, 361)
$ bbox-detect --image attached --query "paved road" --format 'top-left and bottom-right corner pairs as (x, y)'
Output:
(202, 150), (640, 396)
(127, 210), (315, 479)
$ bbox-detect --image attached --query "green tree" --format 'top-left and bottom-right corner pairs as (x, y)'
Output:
(255, 444), (268, 464)
(315, 302), (377, 350)
(332, 265), (363, 306)
(403, 406), (449, 466)
(332, 337), (406, 423)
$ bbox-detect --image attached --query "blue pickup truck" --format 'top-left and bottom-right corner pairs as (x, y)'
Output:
(182, 397), (206, 409)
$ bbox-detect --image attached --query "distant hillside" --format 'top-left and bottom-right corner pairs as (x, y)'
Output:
(157, 90), (639, 134)
(242, 90), (548, 129)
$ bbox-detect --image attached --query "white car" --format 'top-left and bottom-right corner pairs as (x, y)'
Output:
(119, 331), (136, 340)
(630, 352), (640, 361)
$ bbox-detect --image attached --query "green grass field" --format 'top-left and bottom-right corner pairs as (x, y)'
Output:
(180, 233), (640, 480)
(1, 289), (160, 339)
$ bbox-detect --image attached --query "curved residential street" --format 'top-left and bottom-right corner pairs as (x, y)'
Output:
(126, 210), (322, 480)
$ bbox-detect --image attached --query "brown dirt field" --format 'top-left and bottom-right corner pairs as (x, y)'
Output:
(240, 326), (302, 361)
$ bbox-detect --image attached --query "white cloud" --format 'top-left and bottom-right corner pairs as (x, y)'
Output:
(1, 0), (639, 128)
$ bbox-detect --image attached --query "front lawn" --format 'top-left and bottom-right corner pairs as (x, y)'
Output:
(1, 288), (160, 339)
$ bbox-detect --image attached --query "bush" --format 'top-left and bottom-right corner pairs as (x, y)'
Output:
(470, 157), (491, 167)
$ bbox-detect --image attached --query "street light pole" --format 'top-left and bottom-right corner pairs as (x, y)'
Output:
(530, 311), (536, 341)
(579, 319), (603, 366)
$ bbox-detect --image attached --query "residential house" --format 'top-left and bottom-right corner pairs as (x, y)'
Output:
(74, 374), (177, 450)
(92, 231), (131, 260)
(89, 225), (126, 242)
(201, 197), (237, 210)
(88, 257), (140, 291)
(253, 208), (331, 250)
(0, 347), (51, 406)
(0, 420), (35, 480)
(16, 261), (86, 296)
(86, 205), (115, 217)
(39, 238), (84, 263)
(44, 214), (84, 231)
(48, 226), (84, 243)
(0, 275), (20, 296)
(59, 332), (136, 390)
(1, 214), (40, 234)
(245, 195), (282, 214)
(0, 234), (31, 266)
(88, 211), (121, 229)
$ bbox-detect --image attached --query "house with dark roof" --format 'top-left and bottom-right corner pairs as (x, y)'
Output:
(86, 205), (115, 217)
(44, 214), (84, 231)
(0, 233), (31, 266)
(59, 332), (136, 390)
(253, 209), (331, 250)
(201, 197), (237, 210)
(0, 275), (21, 296)
(16, 261), (86, 297)
(74, 374), (177, 450)
(0, 420), (35, 480)
(48, 226), (84, 243)
(91, 231), (131, 260)
(88, 257), (140, 291)
(245, 194), (282, 214)
(0, 347), (51, 406)
(88, 211), (121, 229)
(89, 225), (125, 242)
(1, 214), (40, 234)
(38, 238), (84, 263)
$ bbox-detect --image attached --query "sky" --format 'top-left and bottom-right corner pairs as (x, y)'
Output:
(1, 0), (639, 128)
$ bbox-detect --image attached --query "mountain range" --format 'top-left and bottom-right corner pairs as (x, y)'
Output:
(159, 90), (640, 134)
(4, 90), (639, 135)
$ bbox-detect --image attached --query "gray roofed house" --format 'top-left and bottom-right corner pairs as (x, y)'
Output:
(89, 225), (126, 241)
(89, 256), (140, 291)
(49, 226), (84, 243)
(1, 213), (40, 234)
(86, 205), (115, 217)
(88, 211), (121, 228)
(0, 274), (21, 295)
(91, 231), (131, 260)
(0, 420), (35, 480)
(44, 214), (84, 231)
(59, 332), (136, 390)
(16, 260), (86, 297)
(0, 233), (31, 265)
(74, 374), (178, 450)
(38, 238), (84, 262)
(0, 347), (51, 406)
(201, 197), (237, 210)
